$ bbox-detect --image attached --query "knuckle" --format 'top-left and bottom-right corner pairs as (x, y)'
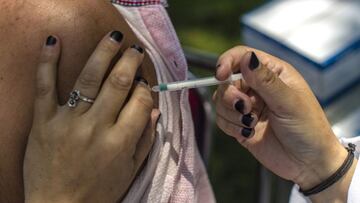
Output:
(33, 122), (63, 146)
(35, 81), (52, 98)
(123, 50), (142, 64)
(216, 109), (226, 120)
(78, 71), (101, 89)
(98, 40), (119, 54)
(108, 72), (132, 91)
(224, 90), (236, 106)
(90, 55), (107, 67)
(219, 124), (232, 137)
(77, 125), (93, 136)
(258, 68), (277, 87)
(216, 117), (225, 130)
(232, 45), (251, 54)
(103, 135), (120, 149)
(236, 135), (250, 148)
(70, 123), (94, 141)
(235, 45), (248, 50)
(133, 93), (154, 111)
(39, 50), (56, 64)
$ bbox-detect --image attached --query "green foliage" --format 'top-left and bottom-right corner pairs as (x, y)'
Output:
(168, 0), (265, 53)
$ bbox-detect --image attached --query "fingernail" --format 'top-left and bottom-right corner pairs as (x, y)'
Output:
(156, 113), (162, 124)
(234, 100), (245, 114)
(110, 31), (124, 43)
(135, 76), (148, 86)
(215, 64), (221, 76)
(131, 44), (144, 54)
(46, 36), (57, 46)
(242, 114), (254, 127)
(249, 52), (259, 70)
(241, 127), (252, 138)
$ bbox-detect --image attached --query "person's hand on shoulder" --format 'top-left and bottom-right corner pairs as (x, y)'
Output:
(213, 46), (357, 202)
(24, 31), (160, 203)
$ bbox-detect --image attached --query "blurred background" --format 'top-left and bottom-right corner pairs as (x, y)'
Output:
(167, 0), (360, 202)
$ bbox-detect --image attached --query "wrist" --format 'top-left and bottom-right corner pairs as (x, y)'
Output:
(310, 158), (357, 203)
(295, 142), (348, 190)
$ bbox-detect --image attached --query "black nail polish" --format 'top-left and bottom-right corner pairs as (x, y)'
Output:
(131, 44), (144, 54)
(135, 76), (148, 85)
(234, 100), (245, 113)
(110, 31), (124, 43)
(242, 114), (254, 127)
(46, 36), (57, 46)
(215, 64), (221, 76)
(241, 127), (252, 138)
(216, 64), (221, 70)
(156, 113), (162, 124)
(249, 52), (259, 70)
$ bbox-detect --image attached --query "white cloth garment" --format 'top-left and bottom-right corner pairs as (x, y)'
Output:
(111, 2), (216, 203)
(289, 136), (360, 203)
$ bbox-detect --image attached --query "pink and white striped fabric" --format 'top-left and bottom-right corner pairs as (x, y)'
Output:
(111, 1), (215, 203)
(111, 0), (167, 7)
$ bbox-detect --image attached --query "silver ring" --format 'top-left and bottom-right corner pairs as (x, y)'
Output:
(67, 90), (95, 108)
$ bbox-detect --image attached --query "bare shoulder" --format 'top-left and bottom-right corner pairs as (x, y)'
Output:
(0, 1), (140, 202)
(0, 0), (139, 100)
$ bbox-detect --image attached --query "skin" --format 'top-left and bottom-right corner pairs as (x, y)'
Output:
(24, 34), (159, 203)
(0, 0), (157, 202)
(214, 46), (357, 203)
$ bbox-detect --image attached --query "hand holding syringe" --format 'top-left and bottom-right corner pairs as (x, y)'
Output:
(152, 73), (243, 92)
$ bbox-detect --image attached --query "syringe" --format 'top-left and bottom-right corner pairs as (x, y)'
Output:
(151, 73), (243, 92)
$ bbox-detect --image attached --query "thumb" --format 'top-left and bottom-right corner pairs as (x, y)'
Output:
(240, 51), (296, 113)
